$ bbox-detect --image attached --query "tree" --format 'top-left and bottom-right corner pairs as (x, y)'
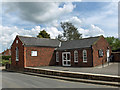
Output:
(105, 37), (120, 50)
(57, 22), (82, 41)
(37, 30), (50, 38)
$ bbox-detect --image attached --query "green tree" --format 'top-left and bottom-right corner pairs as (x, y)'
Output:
(57, 22), (82, 41)
(37, 30), (50, 38)
(105, 37), (120, 50)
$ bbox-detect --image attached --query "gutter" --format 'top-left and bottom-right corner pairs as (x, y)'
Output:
(91, 45), (93, 67)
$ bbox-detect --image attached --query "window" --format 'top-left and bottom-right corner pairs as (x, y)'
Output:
(16, 47), (19, 61)
(16, 40), (18, 43)
(83, 50), (87, 62)
(56, 52), (59, 62)
(74, 50), (78, 63)
(31, 51), (37, 56)
(98, 49), (103, 57)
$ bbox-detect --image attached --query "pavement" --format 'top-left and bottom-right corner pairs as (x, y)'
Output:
(31, 62), (119, 76)
(2, 70), (117, 88)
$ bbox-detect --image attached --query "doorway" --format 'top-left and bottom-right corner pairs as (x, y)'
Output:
(62, 52), (71, 66)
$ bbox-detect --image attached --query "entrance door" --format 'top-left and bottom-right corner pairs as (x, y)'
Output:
(107, 49), (110, 62)
(62, 52), (71, 66)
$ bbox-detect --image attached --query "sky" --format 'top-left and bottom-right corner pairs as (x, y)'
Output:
(0, 0), (119, 52)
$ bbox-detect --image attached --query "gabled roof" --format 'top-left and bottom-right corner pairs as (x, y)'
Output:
(57, 36), (101, 50)
(18, 36), (61, 47)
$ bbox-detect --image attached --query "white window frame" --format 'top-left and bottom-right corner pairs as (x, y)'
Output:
(31, 51), (37, 56)
(16, 40), (18, 44)
(16, 47), (19, 61)
(74, 50), (78, 63)
(83, 50), (87, 63)
(56, 52), (59, 62)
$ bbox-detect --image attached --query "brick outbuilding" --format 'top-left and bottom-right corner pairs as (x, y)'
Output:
(56, 36), (111, 67)
(11, 35), (111, 69)
(2, 49), (11, 56)
(11, 35), (60, 69)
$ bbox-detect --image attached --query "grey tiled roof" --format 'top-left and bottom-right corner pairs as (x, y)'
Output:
(57, 36), (100, 50)
(18, 36), (60, 47)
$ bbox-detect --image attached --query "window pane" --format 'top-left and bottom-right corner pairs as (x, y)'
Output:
(16, 40), (18, 43)
(68, 61), (70, 64)
(99, 49), (103, 57)
(74, 50), (78, 62)
(64, 54), (66, 60)
(31, 51), (37, 56)
(64, 61), (66, 64)
(67, 54), (70, 60)
(83, 50), (87, 62)
(84, 57), (87, 59)
(16, 47), (19, 61)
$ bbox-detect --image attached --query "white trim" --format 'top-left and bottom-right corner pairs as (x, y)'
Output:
(74, 50), (78, 63)
(83, 50), (87, 63)
(62, 52), (71, 66)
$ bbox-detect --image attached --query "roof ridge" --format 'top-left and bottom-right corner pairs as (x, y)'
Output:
(17, 35), (60, 47)
(64, 35), (102, 42)
(18, 35), (58, 40)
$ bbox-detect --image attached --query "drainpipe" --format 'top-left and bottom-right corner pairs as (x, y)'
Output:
(102, 58), (104, 68)
(91, 45), (93, 67)
(59, 42), (61, 47)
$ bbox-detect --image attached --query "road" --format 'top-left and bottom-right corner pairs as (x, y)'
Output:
(1, 70), (118, 88)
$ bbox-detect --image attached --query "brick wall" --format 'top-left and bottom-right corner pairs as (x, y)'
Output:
(25, 46), (56, 67)
(11, 36), (24, 69)
(56, 48), (93, 67)
(92, 36), (111, 67)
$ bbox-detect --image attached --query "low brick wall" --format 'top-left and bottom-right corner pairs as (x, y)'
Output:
(24, 67), (120, 82)
(111, 52), (120, 62)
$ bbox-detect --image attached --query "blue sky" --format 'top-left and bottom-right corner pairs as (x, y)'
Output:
(0, 1), (118, 52)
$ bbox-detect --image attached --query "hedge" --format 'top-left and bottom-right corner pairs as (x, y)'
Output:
(2, 56), (11, 60)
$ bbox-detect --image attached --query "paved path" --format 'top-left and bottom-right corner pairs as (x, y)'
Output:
(2, 70), (117, 88)
(33, 63), (119, 76)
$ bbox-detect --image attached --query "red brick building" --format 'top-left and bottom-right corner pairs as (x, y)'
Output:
(11, 35), (60, 69)
(11, 35), (111, 69)
(2, 49), (11, 56)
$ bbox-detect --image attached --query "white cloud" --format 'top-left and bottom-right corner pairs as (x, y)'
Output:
(62, 16), (104, 37)
(4, 2), (76, 24)
(88, 24), (104, 36)
(78, 24), (104, 38)
(65, 16), (82, 27)
(45, 27), (62, 39)
(0, 25), (62, 52)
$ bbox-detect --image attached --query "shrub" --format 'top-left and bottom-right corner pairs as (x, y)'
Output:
(2, 60), (10, 66)
(2, 56), (11, 60)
